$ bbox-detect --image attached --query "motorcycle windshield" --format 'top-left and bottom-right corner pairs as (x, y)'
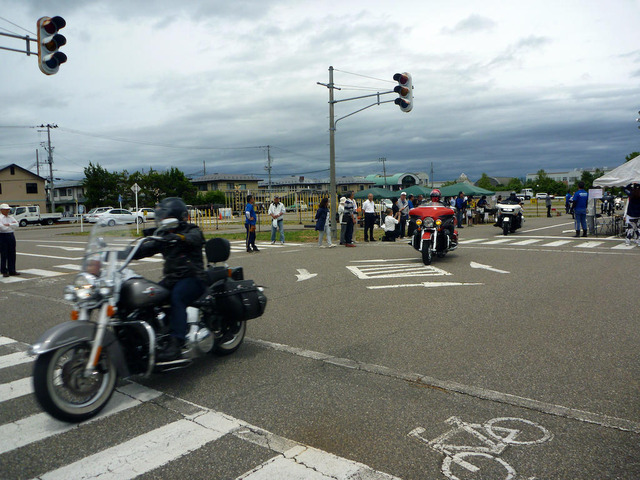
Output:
(82, 221), (140, 277)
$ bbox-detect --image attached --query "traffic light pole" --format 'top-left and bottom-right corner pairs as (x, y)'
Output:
(0, 31), (36, 55)
(318, 66), (396, 240)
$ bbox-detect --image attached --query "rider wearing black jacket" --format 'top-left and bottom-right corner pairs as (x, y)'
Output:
(134, 197), (207, 361)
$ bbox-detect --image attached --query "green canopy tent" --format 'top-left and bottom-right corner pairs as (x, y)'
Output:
(438, 182), (495, 197)
(402, 185), (433, 197)
(353, 187), (394, 200)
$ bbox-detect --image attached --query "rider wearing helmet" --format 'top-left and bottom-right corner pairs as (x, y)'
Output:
(426, 189), (444, 206)
(135, 197), (207, 361)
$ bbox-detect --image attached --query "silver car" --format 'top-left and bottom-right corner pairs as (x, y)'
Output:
(92, 208), (144, 226)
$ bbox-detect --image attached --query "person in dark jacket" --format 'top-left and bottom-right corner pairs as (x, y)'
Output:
(134, 197), (207, 361)
(624, 183), (640, 246)
(315, 197), (335, 247)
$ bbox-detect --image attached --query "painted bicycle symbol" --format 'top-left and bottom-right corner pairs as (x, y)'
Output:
(409, 416), (553, 480)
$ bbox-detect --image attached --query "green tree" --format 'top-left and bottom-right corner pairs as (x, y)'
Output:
(625, 152), (639, 162)
(476, 173), (494, 190)
(83, 163), (121, 208)
(574, 168), (604, 190)
(504, 177), (523, 193)
(196, 190), (225, 205)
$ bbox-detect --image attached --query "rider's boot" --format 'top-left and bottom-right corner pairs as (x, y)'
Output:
(582, 230), (587, 237)
(158, 336), (183, 362)
(574, 230), (580, 237)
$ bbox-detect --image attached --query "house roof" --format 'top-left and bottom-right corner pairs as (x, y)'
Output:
(0, 163), (46, 180)
(191, 173), (260, 182)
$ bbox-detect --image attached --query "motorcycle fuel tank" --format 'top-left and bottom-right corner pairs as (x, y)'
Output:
(119, 278), (170, 309)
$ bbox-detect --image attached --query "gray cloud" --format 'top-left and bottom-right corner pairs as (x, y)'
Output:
(442, 14), (497, 35)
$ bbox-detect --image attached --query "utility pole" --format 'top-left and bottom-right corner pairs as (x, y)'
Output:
(430, 162), (434, 188)
(265, 145), (273, 192)
(35, 149), (39, 176)
(38, 124), (57, 212)
(379, 157), (387, 189)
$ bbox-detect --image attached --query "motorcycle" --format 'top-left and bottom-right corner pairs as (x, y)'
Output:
(409, 205), (458, 265)
(494, 201), (523, 235)
(29, 219), (266, 422)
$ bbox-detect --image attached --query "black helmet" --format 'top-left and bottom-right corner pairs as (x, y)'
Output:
(156, 197), (188, 223)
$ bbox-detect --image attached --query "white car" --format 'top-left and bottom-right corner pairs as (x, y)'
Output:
(133, 207), (156, 222)
(90, 208), (144, 226)
(84, 207), (113, 222)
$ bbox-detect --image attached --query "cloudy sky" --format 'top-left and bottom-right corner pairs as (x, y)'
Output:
(1, 0), (638, 184)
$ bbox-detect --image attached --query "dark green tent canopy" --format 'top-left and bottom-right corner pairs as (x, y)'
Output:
(438, 182), (494, 197)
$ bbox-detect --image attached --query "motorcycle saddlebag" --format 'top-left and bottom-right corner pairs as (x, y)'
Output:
(213, 279), (267, 321)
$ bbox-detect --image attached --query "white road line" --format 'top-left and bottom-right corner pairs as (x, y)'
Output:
(0, 275), (25, 283)
(574, 241), (603, 248)
(458, 238), (486, 244)
(54, 264), (81, 271)
(36, 414), (233, 480)
(544, 240), (572, 247)
(481, 238), (513, 245)
(509, 239), (541, 246)
(17, 252), (82, 261)
(611, 243), (637, 250)
(0, 383), (162, 455)
(367, 281), (483, 290)
(347, 265), (450, 279)
(0, 336), (16, 346)
(19, 268), (65, 277)
(248, 338), (640, 435)
(0, 377), (33, 401)
(0, 351), (32, 370)
(137, 257), (164, 262)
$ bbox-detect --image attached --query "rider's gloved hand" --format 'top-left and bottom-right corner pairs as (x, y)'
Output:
(163, 233), (185, 245)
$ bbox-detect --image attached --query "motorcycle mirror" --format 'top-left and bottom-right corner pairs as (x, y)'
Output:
(158, 218), (180, 231)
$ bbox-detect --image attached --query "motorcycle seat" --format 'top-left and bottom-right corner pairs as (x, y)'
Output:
(206, 266), (228, 285)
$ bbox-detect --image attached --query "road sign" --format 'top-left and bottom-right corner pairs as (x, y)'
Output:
(131, 183), (141, 194)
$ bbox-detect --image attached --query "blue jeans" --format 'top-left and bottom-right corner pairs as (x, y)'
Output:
(271, 219), (284, 243)
(164, 277), (206, 340)
(574, 212), (587, 231)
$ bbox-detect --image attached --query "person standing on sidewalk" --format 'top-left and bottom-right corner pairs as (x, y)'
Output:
(455, 192), (467, 228)
(245, 195), (258, 252)
(398, 192), (409, 238)
(362, 193), (376, 242)
(0, 204), (19, 278)
(572, 182), (589, 237)
(315, 197), (335, 248)
(546, 194), (553, 217)
(268, 195), (286, 244)
(623, 183), (640, 246)
(343, 191), (357, 247)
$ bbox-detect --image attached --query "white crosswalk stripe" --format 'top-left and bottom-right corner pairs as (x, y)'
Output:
(0, 337), (400, 480)
(460, 237), (635, 251)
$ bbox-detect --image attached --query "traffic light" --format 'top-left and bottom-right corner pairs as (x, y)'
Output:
(36, 16), (67, 75)
(393, 72), (413, 112)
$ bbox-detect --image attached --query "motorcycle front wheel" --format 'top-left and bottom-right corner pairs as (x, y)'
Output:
(214, 320), (246, 355)
(503, 222), (510, 236)
(33, 342), (117, 423)
(421, 242), (433, 265)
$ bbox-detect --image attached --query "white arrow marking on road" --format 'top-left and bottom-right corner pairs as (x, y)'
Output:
(469, 262), (510, 274)
(367, 281), (483, 290)
(295, 268), (317, 282)
(37, 245), (85, 251)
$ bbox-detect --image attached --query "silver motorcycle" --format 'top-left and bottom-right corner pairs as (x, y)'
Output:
(30, 219), (266, 422)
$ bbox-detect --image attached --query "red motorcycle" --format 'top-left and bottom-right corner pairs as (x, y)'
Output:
(409, 205), (458, 265)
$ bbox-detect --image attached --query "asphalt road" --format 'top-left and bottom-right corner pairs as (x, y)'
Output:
(1, 217), (639, 479)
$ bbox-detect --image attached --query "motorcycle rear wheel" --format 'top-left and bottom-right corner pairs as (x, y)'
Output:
(214, 320), (246, 355)
(33, 342), (117, 423)
(421, 242), (433, 265)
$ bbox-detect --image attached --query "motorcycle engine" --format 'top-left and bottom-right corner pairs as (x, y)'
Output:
(187, 325), (214, 355)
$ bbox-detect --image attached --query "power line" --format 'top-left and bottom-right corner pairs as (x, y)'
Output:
(0, 16), (36, 36)
(333, 68), (396, 85)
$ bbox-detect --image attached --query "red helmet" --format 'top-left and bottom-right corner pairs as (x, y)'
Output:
(430, 189), (441, 201)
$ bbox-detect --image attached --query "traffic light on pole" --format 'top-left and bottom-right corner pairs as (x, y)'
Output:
(36, 16), (67, 75)
(393, 72), (413, 112)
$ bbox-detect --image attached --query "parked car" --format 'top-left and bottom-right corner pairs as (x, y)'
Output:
(133, 207), (156, 222)
(535, 193), (554, 199)
(84, 207), (113, 222)
(288, 203), (308, 212)
(88, 208), (143, 225)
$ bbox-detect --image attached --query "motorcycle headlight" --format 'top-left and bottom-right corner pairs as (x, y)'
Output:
(65, 272), (97, 301)
(423, 217), (434, 228)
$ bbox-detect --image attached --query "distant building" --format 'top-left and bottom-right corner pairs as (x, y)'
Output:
(364, 172), (426, 191)
(0, 163), (48, 210)
(191, 173), (260, 192)
(525, 168), (612, 185)
(474, 176), (515, 187)
(52, 180), (86, 215)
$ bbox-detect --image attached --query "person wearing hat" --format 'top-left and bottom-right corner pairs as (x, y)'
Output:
(268, 195), (286, 244)
(0, 203), (19, 278)
(398, 192), (410, 238)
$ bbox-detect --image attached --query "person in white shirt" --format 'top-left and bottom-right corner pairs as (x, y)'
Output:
(362, 193), (376, 242)
(381, 208), (399, 242)
(268, 196), (286, 244)
(0, 203), (19, 277)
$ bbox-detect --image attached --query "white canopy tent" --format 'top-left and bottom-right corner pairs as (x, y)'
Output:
(594, 156), (640, 187)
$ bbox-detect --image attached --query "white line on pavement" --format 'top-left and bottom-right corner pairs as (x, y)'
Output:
(0, 351), (32, 370)
(0, 377), (33, 401)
